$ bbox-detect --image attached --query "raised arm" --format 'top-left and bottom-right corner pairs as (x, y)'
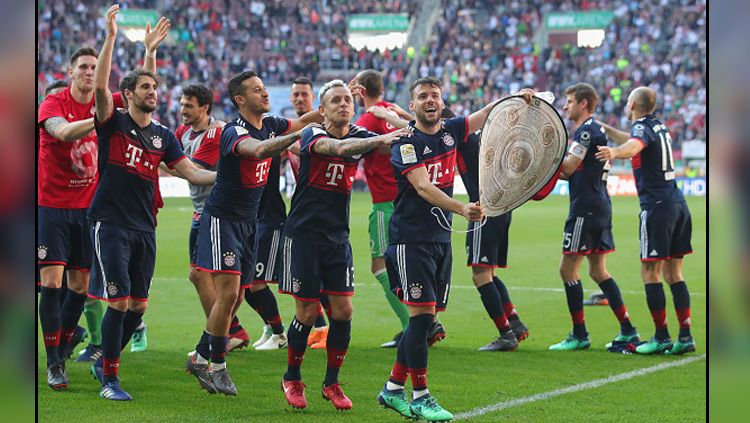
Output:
(405, 167), (484, 222)
(236, 129), (305, 159)
(43, 117), (95, 142)
(596, 120), (630, 145)
(312, 128), (408, 157)
(94, 4), (119, 122)
(142, 16), (170, 73)
(467, 89), (535, 134)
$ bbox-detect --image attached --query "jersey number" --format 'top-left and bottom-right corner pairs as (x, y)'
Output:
(657, 129), (675, 178)
(255, 262), (264, 279)
(563, 232), (573, 249)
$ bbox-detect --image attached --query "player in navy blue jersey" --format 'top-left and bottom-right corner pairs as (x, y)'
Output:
(88, 5), (217, 401)
(279, 80), (407, 411)
(447, 108), (530, 352)
(185, 70), (322, 396)
(596, 87), (695, 355)
(548, 83), (639, 352)
(377, 77), (532, 422)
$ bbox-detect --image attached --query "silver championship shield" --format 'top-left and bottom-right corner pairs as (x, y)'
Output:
(479, 95), (567, 216)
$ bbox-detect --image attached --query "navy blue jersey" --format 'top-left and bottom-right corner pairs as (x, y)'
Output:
(203, 114), (290, 221)
(456, 131), (481, 202)
(568, 117), (612, 215)
(257, 155), (286, 229)
(284, 124), (378, 244)
(88, 109), (185, 232)
(629, 115), (685, 208)
(390, 116), (468, 244)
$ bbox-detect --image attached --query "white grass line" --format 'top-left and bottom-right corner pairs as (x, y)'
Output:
(454, 354), (706, 421)
(151, 277), (705, 296)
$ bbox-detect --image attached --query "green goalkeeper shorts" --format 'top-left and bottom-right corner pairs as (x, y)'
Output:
(368, 201), (393, 258)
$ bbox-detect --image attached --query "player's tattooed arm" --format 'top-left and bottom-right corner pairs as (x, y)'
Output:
(405, 166), (484, 222)
(596, 121), (630, 145)
(313, 127), (409, 157)
(236, 130), (305, 159)
(43, 117), (95, 142)
(287, 140), (301, 156)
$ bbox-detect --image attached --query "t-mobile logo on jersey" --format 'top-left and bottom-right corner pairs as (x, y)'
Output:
(255, 161), (269, 182)
(325, 163), (345, 186)
(426, 162), (443, 185)
(125, 144), (144, 167)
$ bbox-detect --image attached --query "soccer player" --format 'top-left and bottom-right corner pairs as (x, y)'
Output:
(76, 19), (170, 361)
(595, 87), (695, 355)
(186, 70), (321, 396)
(279, 80), (407, 411)
(38, 59), (97, 389)
(283, 77), (330, 350)
(165, 83), (254, 354)
(444, 107), (531, 352)
(377, 78), (532, 421)
(348, 70), (413, 348)
(548, 83), (639, 351)
(88, 5), (216, 401)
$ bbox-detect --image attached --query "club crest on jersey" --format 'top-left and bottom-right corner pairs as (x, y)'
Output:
(292, 277), (301, 293)
(442, 133), (454, 147)
(151, 135), (163, 149)
(106, 281), (118, 296)
(409, 283), (423, 299)
(223, 252), (237, 267)
(90, 106), (96, 116)
(37, 245), (48, 260)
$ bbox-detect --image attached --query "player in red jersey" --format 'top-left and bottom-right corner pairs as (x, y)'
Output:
(38, 44), (100, 390)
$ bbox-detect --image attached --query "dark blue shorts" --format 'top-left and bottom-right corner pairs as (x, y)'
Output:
(195, 212), (256, 288)
(188, 212), (201, 267)
(562, 213), (615, 255)
(279, 236), (354, 302)
(253, 226), (283, 284)
(385, 242), (452, 311)
(639, 201), (693, 261)
(88, 221), (155, 302)
(37, 207), (92, 271)
(466, 212), (511, 268)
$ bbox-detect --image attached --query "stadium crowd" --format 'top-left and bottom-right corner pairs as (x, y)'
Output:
(38, 0), (705, 150)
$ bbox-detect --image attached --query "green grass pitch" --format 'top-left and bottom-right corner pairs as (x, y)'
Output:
(38, 194), (705, 422)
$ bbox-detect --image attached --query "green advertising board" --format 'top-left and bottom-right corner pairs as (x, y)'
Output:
(99, 8), (159, 27)
(546, 11), (614, 30)
(347, 13), (409, 32)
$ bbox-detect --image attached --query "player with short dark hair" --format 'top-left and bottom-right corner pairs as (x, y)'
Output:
(38, 44), (98, 389)
(185, 70), (322, 396)
(88, 5), (216, 401)
(377, 77), (533, 422)
(279, 80), (407, 411)
(596, 87), (696, 355)
(447, 107), (530, 352)
(167, 82), (253, 354)
(548, 83), (639, 352)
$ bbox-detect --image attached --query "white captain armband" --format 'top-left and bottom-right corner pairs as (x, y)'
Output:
(568, 141), (587, 159)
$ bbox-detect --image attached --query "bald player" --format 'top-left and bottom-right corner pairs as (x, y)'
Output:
(596, 87), (696, 355)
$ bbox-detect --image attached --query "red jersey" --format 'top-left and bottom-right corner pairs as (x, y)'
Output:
(37, 87), (98, 208)
(355, 100), (399, 203)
